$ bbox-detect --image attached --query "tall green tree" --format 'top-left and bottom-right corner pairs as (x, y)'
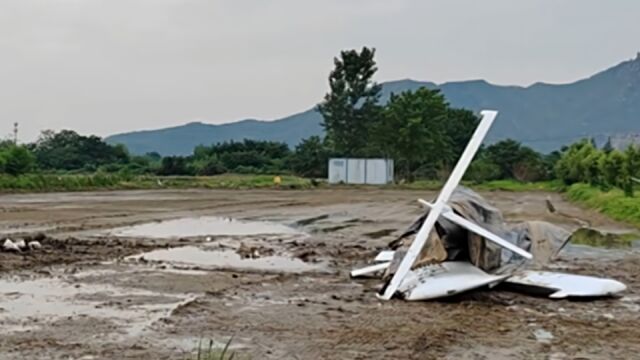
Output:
(599, 150), (627, 192)
(317, 47), (382, 156)
(32, 130), (129, 171)
(485, 139), (545, 181)
(444, 108), (480, 159)
(626, 145), (640, 179)
(372, 88), (451, 180)
(289, 136), (331, 178)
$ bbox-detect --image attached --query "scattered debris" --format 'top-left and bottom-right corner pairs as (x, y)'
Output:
(351, 110), (627, 301)
(2, 237), (43, 253)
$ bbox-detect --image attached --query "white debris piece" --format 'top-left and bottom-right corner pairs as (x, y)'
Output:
(15, 239), (27, 250)
(506, 271), (627, 299)
(28, 241), (43, 250)
(3, 239), (21, 252)
(397, 262), (510, 301)
(350, 262), (391, 278)
(374, 250), (395, 262)
(533, 328), (554, 343)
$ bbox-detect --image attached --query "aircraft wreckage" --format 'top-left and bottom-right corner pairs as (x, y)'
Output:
(351, 110), (627, 301)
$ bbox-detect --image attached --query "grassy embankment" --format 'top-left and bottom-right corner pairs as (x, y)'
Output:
(564, 183), (640, 228)
(472, 180), (640, 228)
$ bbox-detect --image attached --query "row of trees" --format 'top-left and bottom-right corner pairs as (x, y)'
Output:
(555, 140), (640, 196)
(0, 131), (333, 178)
(2, 127), (636, 191)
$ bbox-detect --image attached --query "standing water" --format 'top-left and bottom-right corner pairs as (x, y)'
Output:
(105, 216), (299, 238)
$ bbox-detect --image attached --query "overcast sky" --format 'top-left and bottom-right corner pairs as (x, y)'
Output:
(1, 0), (639, 141)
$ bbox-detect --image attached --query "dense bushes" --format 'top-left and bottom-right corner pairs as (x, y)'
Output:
(463, 140), (554, 183)
(31, 130), (129, 171)
(0, 144), (35, 176)
(555, 140), (639, 196)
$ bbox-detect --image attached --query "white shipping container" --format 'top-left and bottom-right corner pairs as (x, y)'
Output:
(366, 159), (393, 185)
(346, 158), (366, 184)
(328, 158), (347, 184)
(328, 158), (394, 185)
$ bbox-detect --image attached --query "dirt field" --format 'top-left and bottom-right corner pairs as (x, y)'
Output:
(0, 188), (639, 359)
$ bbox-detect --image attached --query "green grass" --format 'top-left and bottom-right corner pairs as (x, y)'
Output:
(566, 183), (640, 228)
(469, 179), (565, 192)
(0, 173), (313, 193)
(186, 338), (243, 360)
(569, 227), (640, 248)
(391, 179), (564, 192)
(0, 172), (567, 194)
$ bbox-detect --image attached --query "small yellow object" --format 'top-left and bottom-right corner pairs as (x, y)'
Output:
(273, 176), (282, 186)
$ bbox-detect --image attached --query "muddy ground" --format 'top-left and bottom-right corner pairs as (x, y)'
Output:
(0, 188), (639, 359)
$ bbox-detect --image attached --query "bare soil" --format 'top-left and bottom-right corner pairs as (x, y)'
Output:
(0, 188), (639, 359)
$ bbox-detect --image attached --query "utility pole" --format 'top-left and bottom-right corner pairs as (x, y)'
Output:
(13, 122), (18, 145)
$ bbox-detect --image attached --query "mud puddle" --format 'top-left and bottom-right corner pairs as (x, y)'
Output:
(104, 216), (299, 238)
(129, 246), (327, 273)
(0, 275), (193, 337)
(569, 227), (640, 249)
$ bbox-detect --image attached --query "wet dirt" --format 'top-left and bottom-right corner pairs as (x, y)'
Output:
(0, 188), (639, 359)
(104, 216), (299, 238)
(128, 246), (328, 273)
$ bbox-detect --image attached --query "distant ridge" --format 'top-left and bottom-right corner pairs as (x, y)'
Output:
(107, 54), (640, 155)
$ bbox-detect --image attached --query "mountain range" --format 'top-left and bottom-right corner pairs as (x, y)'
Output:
(106, 54), (640, 155)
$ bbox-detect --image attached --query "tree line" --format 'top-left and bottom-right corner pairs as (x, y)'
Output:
(555, 139), (640, 196)
(1, 47), (637, 197)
